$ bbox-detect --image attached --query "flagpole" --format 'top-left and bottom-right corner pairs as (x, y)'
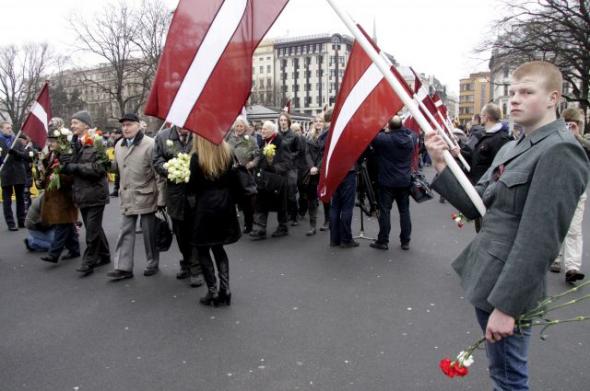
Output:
(326, 0), (486, 216)
(0, 130), (23, 173)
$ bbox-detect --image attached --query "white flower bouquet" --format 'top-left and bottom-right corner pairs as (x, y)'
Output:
(163, 152), (191, 184)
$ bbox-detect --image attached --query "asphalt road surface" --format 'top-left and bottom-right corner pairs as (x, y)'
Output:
(1, 174), (589, 391)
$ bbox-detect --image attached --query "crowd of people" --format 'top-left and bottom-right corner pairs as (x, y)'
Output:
(0, 60), (589, 389)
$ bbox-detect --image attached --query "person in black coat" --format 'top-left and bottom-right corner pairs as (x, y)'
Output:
(0, 121), (30, 231)
(153, 126), (203, 286)
(250, 121), (291, 240)
(458, 103), (512, 232)
(369, 116), (416, 251)
(301, 115), (325, 236)
(278, 112), (305, 225)
(188, 135), (240, 306)
(460, 104), (513, 185)
(60, 111), (111, 276)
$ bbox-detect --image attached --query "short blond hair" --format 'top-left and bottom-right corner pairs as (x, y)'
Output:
(512, 61), (562, 94)
(481, 103), (502, 122)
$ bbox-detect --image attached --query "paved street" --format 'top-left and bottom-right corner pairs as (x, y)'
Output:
(1, 171), (589, 391)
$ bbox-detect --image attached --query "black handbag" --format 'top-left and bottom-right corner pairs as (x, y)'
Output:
(254, 169), (285, 194)
(155, 208), (173, 252)
(409, 171), (433, 203)
(234, 164), (258, 196)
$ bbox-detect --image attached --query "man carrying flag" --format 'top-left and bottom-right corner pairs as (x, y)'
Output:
(0, 81), (49, 231)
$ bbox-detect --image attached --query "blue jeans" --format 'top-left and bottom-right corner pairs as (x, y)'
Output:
(476, 308), (531, 391)
(329, 171), (357, 244)
(27, 228), (55, 251)
(377, 186), (411, 245)
(47, 223), (80, 259)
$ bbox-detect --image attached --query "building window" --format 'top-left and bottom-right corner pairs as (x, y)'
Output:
(267, 65), (271, 73)
(259, 66), (263, 73)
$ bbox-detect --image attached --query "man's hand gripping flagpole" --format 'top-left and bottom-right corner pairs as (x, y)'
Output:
(325, 0), (486, 216)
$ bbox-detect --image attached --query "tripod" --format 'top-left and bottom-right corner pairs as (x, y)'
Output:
(354, 161), (378, 241)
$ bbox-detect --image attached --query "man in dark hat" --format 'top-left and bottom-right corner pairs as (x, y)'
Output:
(60, 110), (111, 276)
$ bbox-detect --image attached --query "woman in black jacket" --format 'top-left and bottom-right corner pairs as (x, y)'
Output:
(188, 135), (241, 306)
(302, 115), (324, 236)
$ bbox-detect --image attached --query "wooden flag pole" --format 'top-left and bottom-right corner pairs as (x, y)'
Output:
(325, 0), (486, 216)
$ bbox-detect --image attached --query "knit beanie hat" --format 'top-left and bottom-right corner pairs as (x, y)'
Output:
(72, 110), (93, 128)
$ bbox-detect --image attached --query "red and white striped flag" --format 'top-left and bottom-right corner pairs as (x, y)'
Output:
(145, 0), (289, 144)
(318, 27), (405, 202)
(21, 81), (51, 148)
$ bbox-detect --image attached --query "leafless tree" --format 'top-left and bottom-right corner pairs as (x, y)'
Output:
(68, 0), (171, 119)
(0, 43), (53, 130)
(477, 0), (590, 130)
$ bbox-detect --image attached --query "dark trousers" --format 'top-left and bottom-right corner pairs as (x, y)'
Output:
(238, 194), (256, 230)
(2, 184), (25, 228)
(329, 171), (357, 245)
(47, 223), (80, 259)
(80, 206), (110, 267)
(301, 179), (319, 228)
(297, 182), (308, 217)
(253, 189), (288, 233)
(322, 201), (330, 225)
(377, 186), (411, 245)
(172, 213), (201, 276)
(196, 245), (229, 294)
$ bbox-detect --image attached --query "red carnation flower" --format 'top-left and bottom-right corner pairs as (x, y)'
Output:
(452, 362), (469, 377)
(439, 358), (456, 378)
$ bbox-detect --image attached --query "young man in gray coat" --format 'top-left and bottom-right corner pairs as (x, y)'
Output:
(107, 113), (161, 280)
(426, 61), (589, 390)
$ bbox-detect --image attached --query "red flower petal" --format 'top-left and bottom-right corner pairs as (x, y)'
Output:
(452, 362), (469, 377)
(451, 213), (457, 219)
(439, 358), (456, 378)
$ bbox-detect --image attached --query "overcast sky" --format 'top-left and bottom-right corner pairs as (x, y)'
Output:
(0, 0), (504, 96)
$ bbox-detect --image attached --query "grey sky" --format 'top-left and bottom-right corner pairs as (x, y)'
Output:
(1, 0), (502, 96)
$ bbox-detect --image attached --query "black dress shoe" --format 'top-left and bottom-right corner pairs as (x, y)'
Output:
(340, 240), (360, 248)
(271, 229), (288, 238)
(40, 255), (59, 264)
(329, 241), (340, 247)
(214, 290), (232, 306)
(176, 269), (190, 279)
(401, 242), (410, 251)
(8, 226), (18, 231)
(319, 223), (329, 232)
(565, 270), (585, 283)
(94, 258), (111, 267)
(199, 291), (219, 306)
(369, 241), (388, 250)
(306, 228), (317, 236)
(290, 220), (299, 227)
(76, 264), (94, 276)
(143, 267), (159, 277)
(110, 190), (119, 197)
(243, 226), (252, 234)
(249, 230), (267, 240)
(107, 269), (134, 280)
(190, 275), (204, 287)
(61, 252), (81, 260)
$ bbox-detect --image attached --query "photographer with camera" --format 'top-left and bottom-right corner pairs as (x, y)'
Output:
(369, 116), (416, 251)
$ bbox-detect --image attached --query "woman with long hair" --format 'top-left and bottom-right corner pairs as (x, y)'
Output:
(189, 135), (241, 306)
(301, 115), (325, 236)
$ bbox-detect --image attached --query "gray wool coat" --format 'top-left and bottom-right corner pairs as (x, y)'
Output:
(432, 119), (589, 317)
